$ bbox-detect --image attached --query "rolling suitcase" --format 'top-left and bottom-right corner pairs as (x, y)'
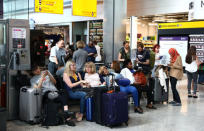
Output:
(154, 78), (169, 103)
(101, 74), (128, 127)
(19, 87), (42, 124)
(93, 87), (107, 124)
(86, 97), (93, 121)
(102, 92), (128, 127)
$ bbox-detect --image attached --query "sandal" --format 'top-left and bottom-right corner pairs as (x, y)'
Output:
(76, 114), (83, 122)
(134, 107), (143, 114)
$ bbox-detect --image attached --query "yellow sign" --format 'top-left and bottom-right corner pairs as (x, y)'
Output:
(158, 21), (204, 29)
(35, 0), (63, 14)
(72, 0), (97, 17)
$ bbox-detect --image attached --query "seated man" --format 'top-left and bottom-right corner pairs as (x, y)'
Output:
(30, 65), (75, 126)
(120, 59), (156, 112)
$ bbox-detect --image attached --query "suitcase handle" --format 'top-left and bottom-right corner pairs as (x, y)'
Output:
(21, 88), (27, 92)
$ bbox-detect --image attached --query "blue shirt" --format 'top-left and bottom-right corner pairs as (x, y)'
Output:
(84, 45), (97, 62)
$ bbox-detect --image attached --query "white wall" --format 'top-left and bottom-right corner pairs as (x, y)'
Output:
(126, 20), (157, 37)
(127, 0), (191, 16)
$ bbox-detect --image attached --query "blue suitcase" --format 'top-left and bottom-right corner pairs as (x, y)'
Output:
(86, 97), (93, 121)
(101, 92), (128, 127)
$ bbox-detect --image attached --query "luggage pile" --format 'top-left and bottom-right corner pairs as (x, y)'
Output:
(85, 74), (129, 127)
(19, 74), (129, 128)
(153, 65), (169, 103)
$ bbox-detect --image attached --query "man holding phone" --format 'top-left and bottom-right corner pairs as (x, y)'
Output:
(136, 42), (151, 75)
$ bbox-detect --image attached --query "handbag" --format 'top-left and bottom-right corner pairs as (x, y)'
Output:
(133, 71), (147, 86)
(47, 91), (59, 100)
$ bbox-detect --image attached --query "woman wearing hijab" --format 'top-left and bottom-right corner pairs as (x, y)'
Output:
(168, 48), (183, 106)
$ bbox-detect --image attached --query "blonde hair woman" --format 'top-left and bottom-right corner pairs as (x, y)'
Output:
(63, 60), (87, 121)
(84, 62), (105, 87)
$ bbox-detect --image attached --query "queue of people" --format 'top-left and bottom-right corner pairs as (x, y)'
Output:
(30, 38), (203, 127)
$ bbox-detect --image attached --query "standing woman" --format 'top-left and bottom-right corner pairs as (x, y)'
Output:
(72, 41), (88, 74)
(168, 48), (183, 106)
(185, 46), (201, 98)
(118, 41), (130, 68)
(152, 44), (161, 77)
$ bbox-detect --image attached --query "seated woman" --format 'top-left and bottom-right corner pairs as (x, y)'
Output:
(98, 66), (110, 87)
(120, 59), (156, 111)
(63, 60), (87, 122)
(110, 61), (143, 114)
(31, 65), (75, 126)
(84, 62), (105, 87)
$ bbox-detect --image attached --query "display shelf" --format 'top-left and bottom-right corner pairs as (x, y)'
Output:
(89, 20), (104, 62)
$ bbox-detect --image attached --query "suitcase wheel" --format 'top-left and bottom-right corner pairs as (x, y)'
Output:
(125, 122), (128, 126)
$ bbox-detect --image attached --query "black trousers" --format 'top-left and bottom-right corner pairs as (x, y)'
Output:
(170, 76), (181, 103)
(44, 90), (69, 108)
(132, 84), (154, 106)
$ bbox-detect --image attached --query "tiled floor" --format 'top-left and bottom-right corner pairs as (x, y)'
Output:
(7, 76), (204, 131)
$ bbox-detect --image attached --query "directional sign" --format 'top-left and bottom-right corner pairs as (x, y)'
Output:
(72, 0), (97, 17)
(35, 0), (63, 14)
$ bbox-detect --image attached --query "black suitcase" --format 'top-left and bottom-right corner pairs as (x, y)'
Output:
(93, 87), (107, 124)
(41, 98), (64, 126)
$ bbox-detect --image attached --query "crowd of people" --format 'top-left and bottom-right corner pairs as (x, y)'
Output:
(30, 37), (204, 126)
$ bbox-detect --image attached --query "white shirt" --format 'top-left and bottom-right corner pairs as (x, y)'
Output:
(30, 73), (57, 94)
(49, 46), (59, 62)
(49, 45), (66, 64)
(120, 68), (135, 84)
(155, 53), (160, 66)
(95, 45), (101, 62)
(185, 60), (198, 73)
(85, 73), (101, 87)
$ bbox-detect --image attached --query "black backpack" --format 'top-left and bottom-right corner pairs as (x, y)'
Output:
(41, 94), (64, 127)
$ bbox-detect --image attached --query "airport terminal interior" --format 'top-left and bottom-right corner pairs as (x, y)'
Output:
(0, 0), (204, 131)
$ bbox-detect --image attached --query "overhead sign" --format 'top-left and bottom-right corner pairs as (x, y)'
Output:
(158, 21), (204, 29)
(72, 0), (97, 17)
(35, 0), (63, 14)
(0, 0), (3, 19)
(188, 0), (204, 20)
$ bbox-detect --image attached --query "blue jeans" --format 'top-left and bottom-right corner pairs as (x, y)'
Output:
(68, 90), (87, 113)
(187, 71), (198, 95)
(120, 85), (139, 107)
(48, 62), (57, 76)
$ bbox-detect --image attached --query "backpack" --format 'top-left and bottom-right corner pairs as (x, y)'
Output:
(149, 50), (155, 70)
(133, 71), (147, 86)
(41, 93), (64, 127)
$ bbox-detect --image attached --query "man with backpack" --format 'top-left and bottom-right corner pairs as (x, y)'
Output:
(30, 65), (75, 126)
